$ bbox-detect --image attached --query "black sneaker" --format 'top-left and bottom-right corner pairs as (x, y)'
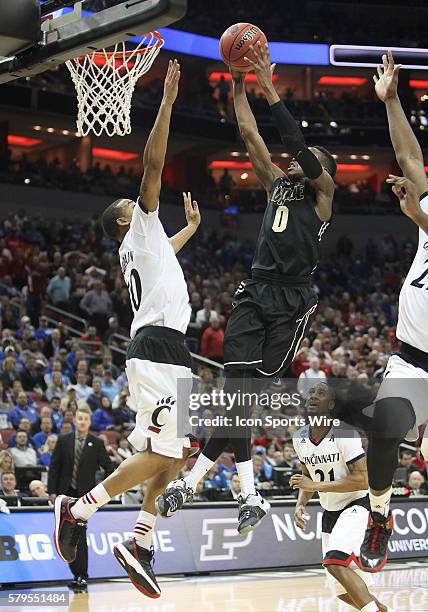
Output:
(237, 492), (271, 535)
(54, 495), (87, 563)
(360, 511), (394, 572)
(155, 479), (194, 518)
(68, 576), (88, 593)
(113, 539), (160, 598)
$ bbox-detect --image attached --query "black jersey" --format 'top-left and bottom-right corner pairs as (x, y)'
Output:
(252, 175), (330, 278)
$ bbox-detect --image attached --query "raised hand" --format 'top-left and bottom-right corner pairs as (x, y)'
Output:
(183, 191), (201, 229)
(243, 41), (277, 92)
(386, 174), (422, 220)
(373, 49), (402, 102)
(163, 59), (181, 105)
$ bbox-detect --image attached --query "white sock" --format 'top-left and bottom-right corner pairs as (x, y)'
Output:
(369, 487), (392, 517)
(184, 453), (214, 490)
(71, 483), (111, 521)
(236, 460), (256, 498)
(361, 602), (379, 612)
(133, 510), (156, 550)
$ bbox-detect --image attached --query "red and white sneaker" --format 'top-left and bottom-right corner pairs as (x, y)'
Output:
(113, 539), (161, 598)
(360, 511), (394, 572)
(54, 495), (87, 563)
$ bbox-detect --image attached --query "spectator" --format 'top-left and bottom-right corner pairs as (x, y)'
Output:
(39, 434), (57, 467)
(220, 472), (241, 500)
(278, 445), (301, 472)
(408, 471), (427, 496)
(32, 417), (56, 450)
(50, 396), (63, 430)
(47, 267), (71, 307)
(20, 356), (46, 392)
(117, 437), (133, 461)
(1, 471), (19, 499)
(112, 386), (135, 429)
(8, 417), (37, 450)
(35, 315), (53, 341)
(200, 319), (224, 362)
(203, 464), (229, 489)
(46, 371), (67, 401)
(28, 479), (48, 498)
(192, 481), (209, 502)
(196, 298), (220, 328)
(253, 454), (272, 489)
(87, 380), (105, 412)
(97, 433), (122, 465)
(31, 405), (55, 435)
(9, 391), (38, 428)
(0, 383), (12, 429)
(60, 421), (74, 435)
(74, 374), (93, 401)
(398, 450), (415, 479)
(92, 397), (114, 432)
(0, 356), (19, 390)
(79, 281), (112, 335)
(9, 430), (38, 467)
(43, 328), (65, 360)
(101, 369), (120, 403)
(0, 450), (14, 476)
(297, 356), (327, 398)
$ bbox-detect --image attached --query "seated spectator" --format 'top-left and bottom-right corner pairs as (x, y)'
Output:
(0, 382), (12, 429)
(297, 356), (327, 398)
(398, 450), (415, 479)
(9, 431), (38, 467)
(43, 328), (66, 360)
(81, 324), (102, 357)
(9, 391), (38, 428)
(31, 405), (55, 435)
(117, 437), (133, 461)
(253, 454), (273, 489)
(193, 481), (209, 502)
(199, 319), (224, 362)
(34, 315), (53, 341)
(101, 369), (120, 402)
(408, 471), (427, 496)
(50, 396), (63, 430)
(39, 434), (57, 467)
(8, 418), (38, 451)
(58, 408), (76, 431)
(98, 433), (122, 466)
(28, 479), (49, 498)
(264, 443), (279, 467)
(195, 298), (220, 328)
(44, 358), (71, 387)
(0, 356), (19, 390)
(74, 373), (92, 401)
(0, 450), (14, 477)
(411, 447), (427, 479)
(1, 471), (19, 499)
(46, 371), (67, 401)
(203, 464), (229, 489)
(112, 385), (135, 429)
(92, 397), (114, 432)
(277, 445), (301, 472)
(219, 472), (241, 500)
(87, 380), (105, 412)
(33, 417), (56, 450)
(60, 421), (73, 435)
(20, 356), (46, 393)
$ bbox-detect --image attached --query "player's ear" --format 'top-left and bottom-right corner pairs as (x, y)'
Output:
(117, 216), (129, 227)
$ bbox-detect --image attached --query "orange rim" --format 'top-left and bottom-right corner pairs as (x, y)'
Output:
(76, 31), (163, 61)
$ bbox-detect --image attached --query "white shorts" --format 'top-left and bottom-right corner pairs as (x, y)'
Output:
(322, 503), (373, 596)
(125, 326), (193, 459)
(376, 354), (428, 441)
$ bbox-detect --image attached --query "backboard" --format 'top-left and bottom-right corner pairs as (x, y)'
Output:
(0, 0), (187, 84)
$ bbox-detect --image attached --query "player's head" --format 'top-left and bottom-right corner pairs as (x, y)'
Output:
(101, 198), (135, 241)
(288, 146), (337, 180)
(305, 382), (335, 416)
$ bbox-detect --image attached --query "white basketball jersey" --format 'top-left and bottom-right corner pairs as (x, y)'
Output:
(293, 423), (367, 511)
(397, 193), (428, 352)
(118, 201), (191, 338)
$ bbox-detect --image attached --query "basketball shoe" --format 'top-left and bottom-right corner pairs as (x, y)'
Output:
(54, 495), (87, 563)
(113, 539), (161, 598)
(155, 478), (194, 518)
(360, 511), (394, 572)
(237, 492), (271, 535)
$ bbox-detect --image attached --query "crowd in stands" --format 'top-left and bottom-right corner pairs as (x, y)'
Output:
(0, 208), (427, 508)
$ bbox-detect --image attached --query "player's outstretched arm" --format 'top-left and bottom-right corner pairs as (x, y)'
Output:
(139, 60), (180, 213)
(374, 50), (428, 196)
(169, 192), (201, 254)
(386, 175), (428, 233)
(232, 72), (283, 192)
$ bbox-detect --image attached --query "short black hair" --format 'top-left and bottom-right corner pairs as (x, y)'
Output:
(312, 146), (337, 178)
(101, 199), (132, 240)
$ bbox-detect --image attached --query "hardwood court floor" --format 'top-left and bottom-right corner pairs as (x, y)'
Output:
(6, 562), (428, 612)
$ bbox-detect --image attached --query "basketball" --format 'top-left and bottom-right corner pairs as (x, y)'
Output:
(219, 23), (267, 73)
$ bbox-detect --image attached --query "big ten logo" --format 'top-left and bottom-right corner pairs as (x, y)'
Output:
(87, 531), (175, 556)
(271, 511), (323, 542)
(200, 518), (253, 561)
(0, 535), (54, 561)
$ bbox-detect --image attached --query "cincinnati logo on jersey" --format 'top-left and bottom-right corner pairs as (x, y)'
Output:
(148, 397), (175, 433)
(303, 452), (340, 466)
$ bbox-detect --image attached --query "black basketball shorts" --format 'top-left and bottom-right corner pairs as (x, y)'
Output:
(223, 278), (318, 376)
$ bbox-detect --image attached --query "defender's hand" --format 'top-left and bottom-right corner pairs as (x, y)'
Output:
(386, 174), (423, 220)
(373, 50), (402, 102)
(243, 41), (276, 91)
(290, 473), (317, 492)
(163, 59), (180, 105)
(294, 505), (308, 530)
(183, 191), (201, 229)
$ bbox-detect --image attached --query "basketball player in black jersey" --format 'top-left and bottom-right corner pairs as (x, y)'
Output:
(156, 42), (336, 532)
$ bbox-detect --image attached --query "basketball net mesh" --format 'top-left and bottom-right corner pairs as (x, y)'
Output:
(66, 32), (163, 137)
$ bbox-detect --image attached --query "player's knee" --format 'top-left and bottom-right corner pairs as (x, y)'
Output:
(372, 397), (415, 439)
(325, 563), (346, 580)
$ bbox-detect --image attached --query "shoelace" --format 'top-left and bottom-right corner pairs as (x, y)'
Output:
(369, 520), (389, 553)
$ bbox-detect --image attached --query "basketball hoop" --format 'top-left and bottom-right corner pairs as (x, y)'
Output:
(66, 31), (164, 137)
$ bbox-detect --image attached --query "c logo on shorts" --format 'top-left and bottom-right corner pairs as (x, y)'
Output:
(148, 396), (175, 434)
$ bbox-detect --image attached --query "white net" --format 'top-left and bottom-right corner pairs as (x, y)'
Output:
(66, 32), (164, 137)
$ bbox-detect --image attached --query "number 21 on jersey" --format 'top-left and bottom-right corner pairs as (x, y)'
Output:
(272, 205), (289, 233)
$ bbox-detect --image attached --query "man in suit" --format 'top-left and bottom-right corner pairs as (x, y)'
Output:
(48, 406), (114, 592)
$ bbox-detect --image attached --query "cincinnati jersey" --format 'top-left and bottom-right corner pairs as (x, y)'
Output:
(252, 175), (330, 277)
(396, 192), (428, 352)
(118, 201), (191, 338)
(293, 423), (366, 511)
